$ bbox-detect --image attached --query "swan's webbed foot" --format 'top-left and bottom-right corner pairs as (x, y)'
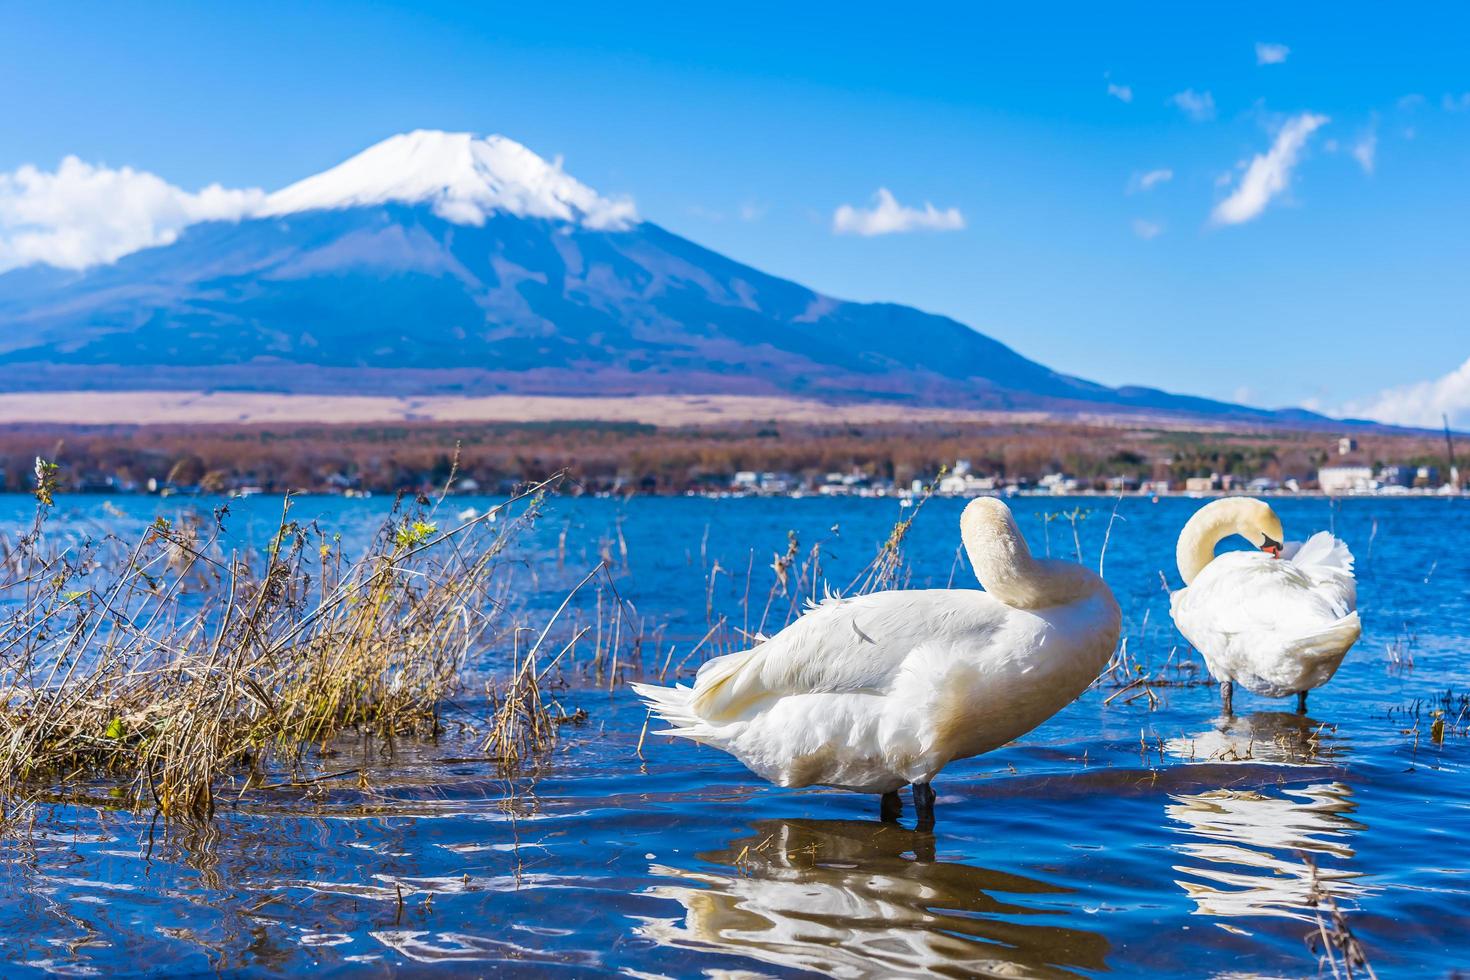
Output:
(1220, 680), (1234, 717)
(912, 782), (937, 831)
(880, 790), (903, 823)
(1297, 691), (1308, 715)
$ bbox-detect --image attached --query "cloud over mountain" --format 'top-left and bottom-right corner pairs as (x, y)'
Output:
(0, 157), (264, 272)
(0, 131), (635, 274)
(832, 188), (965, 236)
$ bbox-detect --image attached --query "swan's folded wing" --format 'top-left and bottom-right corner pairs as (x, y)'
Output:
(1175, 553), (1346, 640)
(689, 590), (991, 721)
(1285, 531), (1357, 614)
(1287, 531), (1355, 574)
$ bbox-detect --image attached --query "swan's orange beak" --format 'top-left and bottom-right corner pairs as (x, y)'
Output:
(1260, 534), (1283, 558)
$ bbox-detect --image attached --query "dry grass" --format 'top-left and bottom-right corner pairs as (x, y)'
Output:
(0, 463), (563, 821)
(1303, 853), (1378, 979)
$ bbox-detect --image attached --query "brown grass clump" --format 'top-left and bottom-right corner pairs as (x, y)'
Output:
(482, 566), (599, 774)
(0, 465), (561, 821)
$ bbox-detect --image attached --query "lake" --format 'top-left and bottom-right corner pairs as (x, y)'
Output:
(1, 492), (1466, 977)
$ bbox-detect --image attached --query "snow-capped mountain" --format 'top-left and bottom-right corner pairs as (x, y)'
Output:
(260, 130), (637, 230)
(0, 131), (1328, 422)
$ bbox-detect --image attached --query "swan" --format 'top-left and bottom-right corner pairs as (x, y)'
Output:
(1169, 497), (1360, 715)
(632, 497), (1120, 822)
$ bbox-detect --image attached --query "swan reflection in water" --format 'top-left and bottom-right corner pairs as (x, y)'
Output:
(1165, 712), (1371, 924)
(637, 818), (1108, 979)
(1164, 710), (1342, 767)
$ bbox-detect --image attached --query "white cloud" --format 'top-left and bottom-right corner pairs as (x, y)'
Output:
(0, 156), (264, 272)
(1255, 42), (1290, 65)
(1131, 218), (1164, 239)
(1211, 112), (1329, 225)
(832, 188), (965, 236)
(1104, 72), (1132, 103)
(1444, 92), (1470, 112)
(1129, 168), (1174, 193)
(1345, 356), (1470, 428)
(1352, 129), (1378, 174)
(739, 201), (768, 222)
(1170, 89), (1216, 122)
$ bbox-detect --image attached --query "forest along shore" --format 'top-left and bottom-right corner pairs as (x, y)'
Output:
(0, 413), (1456, 497)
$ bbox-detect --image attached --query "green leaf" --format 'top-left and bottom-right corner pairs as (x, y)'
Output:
(104, 718), (125, 739)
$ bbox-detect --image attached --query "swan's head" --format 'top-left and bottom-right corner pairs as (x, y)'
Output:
(961, 496), (1106, 608)
(1177, 497), (1285, 584)
(960, 497), (1030, 595)
(1233, 497), (1285, 554)
(959, 496), (1022, 550)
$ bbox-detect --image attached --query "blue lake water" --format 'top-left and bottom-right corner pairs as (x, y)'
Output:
(1, 492), (1467, 977)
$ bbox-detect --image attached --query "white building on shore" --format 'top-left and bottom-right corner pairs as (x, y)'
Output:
(1318, 465), (1374, 494)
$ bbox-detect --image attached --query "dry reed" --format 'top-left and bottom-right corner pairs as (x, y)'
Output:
(0, 465), (563, 821)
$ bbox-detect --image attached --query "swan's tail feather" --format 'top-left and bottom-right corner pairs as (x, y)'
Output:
(1286, 531), (1355, 574)
(687, 647), (763, 718)
(631, 682), (717, 743)
(1283, 611), (1362, 663)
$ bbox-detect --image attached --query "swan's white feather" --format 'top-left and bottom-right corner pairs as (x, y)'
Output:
(1170, 532), (1359, 697)
(1284, 530), (1351, 571)
(633, 585), (1119, 794)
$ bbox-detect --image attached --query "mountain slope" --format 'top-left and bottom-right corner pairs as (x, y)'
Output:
(0, 131), (1320, 422)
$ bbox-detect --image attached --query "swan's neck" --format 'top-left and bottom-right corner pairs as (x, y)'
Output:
(1176, 510), (1238, 585)
(962, 509), (1097, 609)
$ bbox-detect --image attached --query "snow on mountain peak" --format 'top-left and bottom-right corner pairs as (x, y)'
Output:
(261, 130), (638, 230)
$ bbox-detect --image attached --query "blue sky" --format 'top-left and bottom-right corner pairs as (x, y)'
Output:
(2, 2), (1468, 422)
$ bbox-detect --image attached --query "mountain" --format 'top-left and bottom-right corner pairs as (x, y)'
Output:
(0, 131), (1324, 423)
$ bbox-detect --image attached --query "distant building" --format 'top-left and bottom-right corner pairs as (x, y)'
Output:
(1416, 465), (1441, 487)
(1319, 465), (1373, 494)
(938, 460), (999, 495)
(1039, 473), (1078, 494)
(1184, 473), (1221, 493)
(1377, 466), (1413, 488)
(1338, 437), (1358, 456)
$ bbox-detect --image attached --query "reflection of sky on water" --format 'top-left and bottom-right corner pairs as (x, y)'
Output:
(637, 818), (1109, 979)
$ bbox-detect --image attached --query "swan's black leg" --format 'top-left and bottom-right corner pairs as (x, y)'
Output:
(1297, 691), (1308, 715)
(1220, 680), (1234, 717)
(912, 782), (937, 831)
(880, 790), (902, 823)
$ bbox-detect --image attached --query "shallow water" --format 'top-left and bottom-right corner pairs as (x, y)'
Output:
(1, 493), (1467, 977)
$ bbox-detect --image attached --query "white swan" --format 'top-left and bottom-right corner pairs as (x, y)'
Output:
(1169, 497), (1360, 715)
(632, 497), (1120, 821)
